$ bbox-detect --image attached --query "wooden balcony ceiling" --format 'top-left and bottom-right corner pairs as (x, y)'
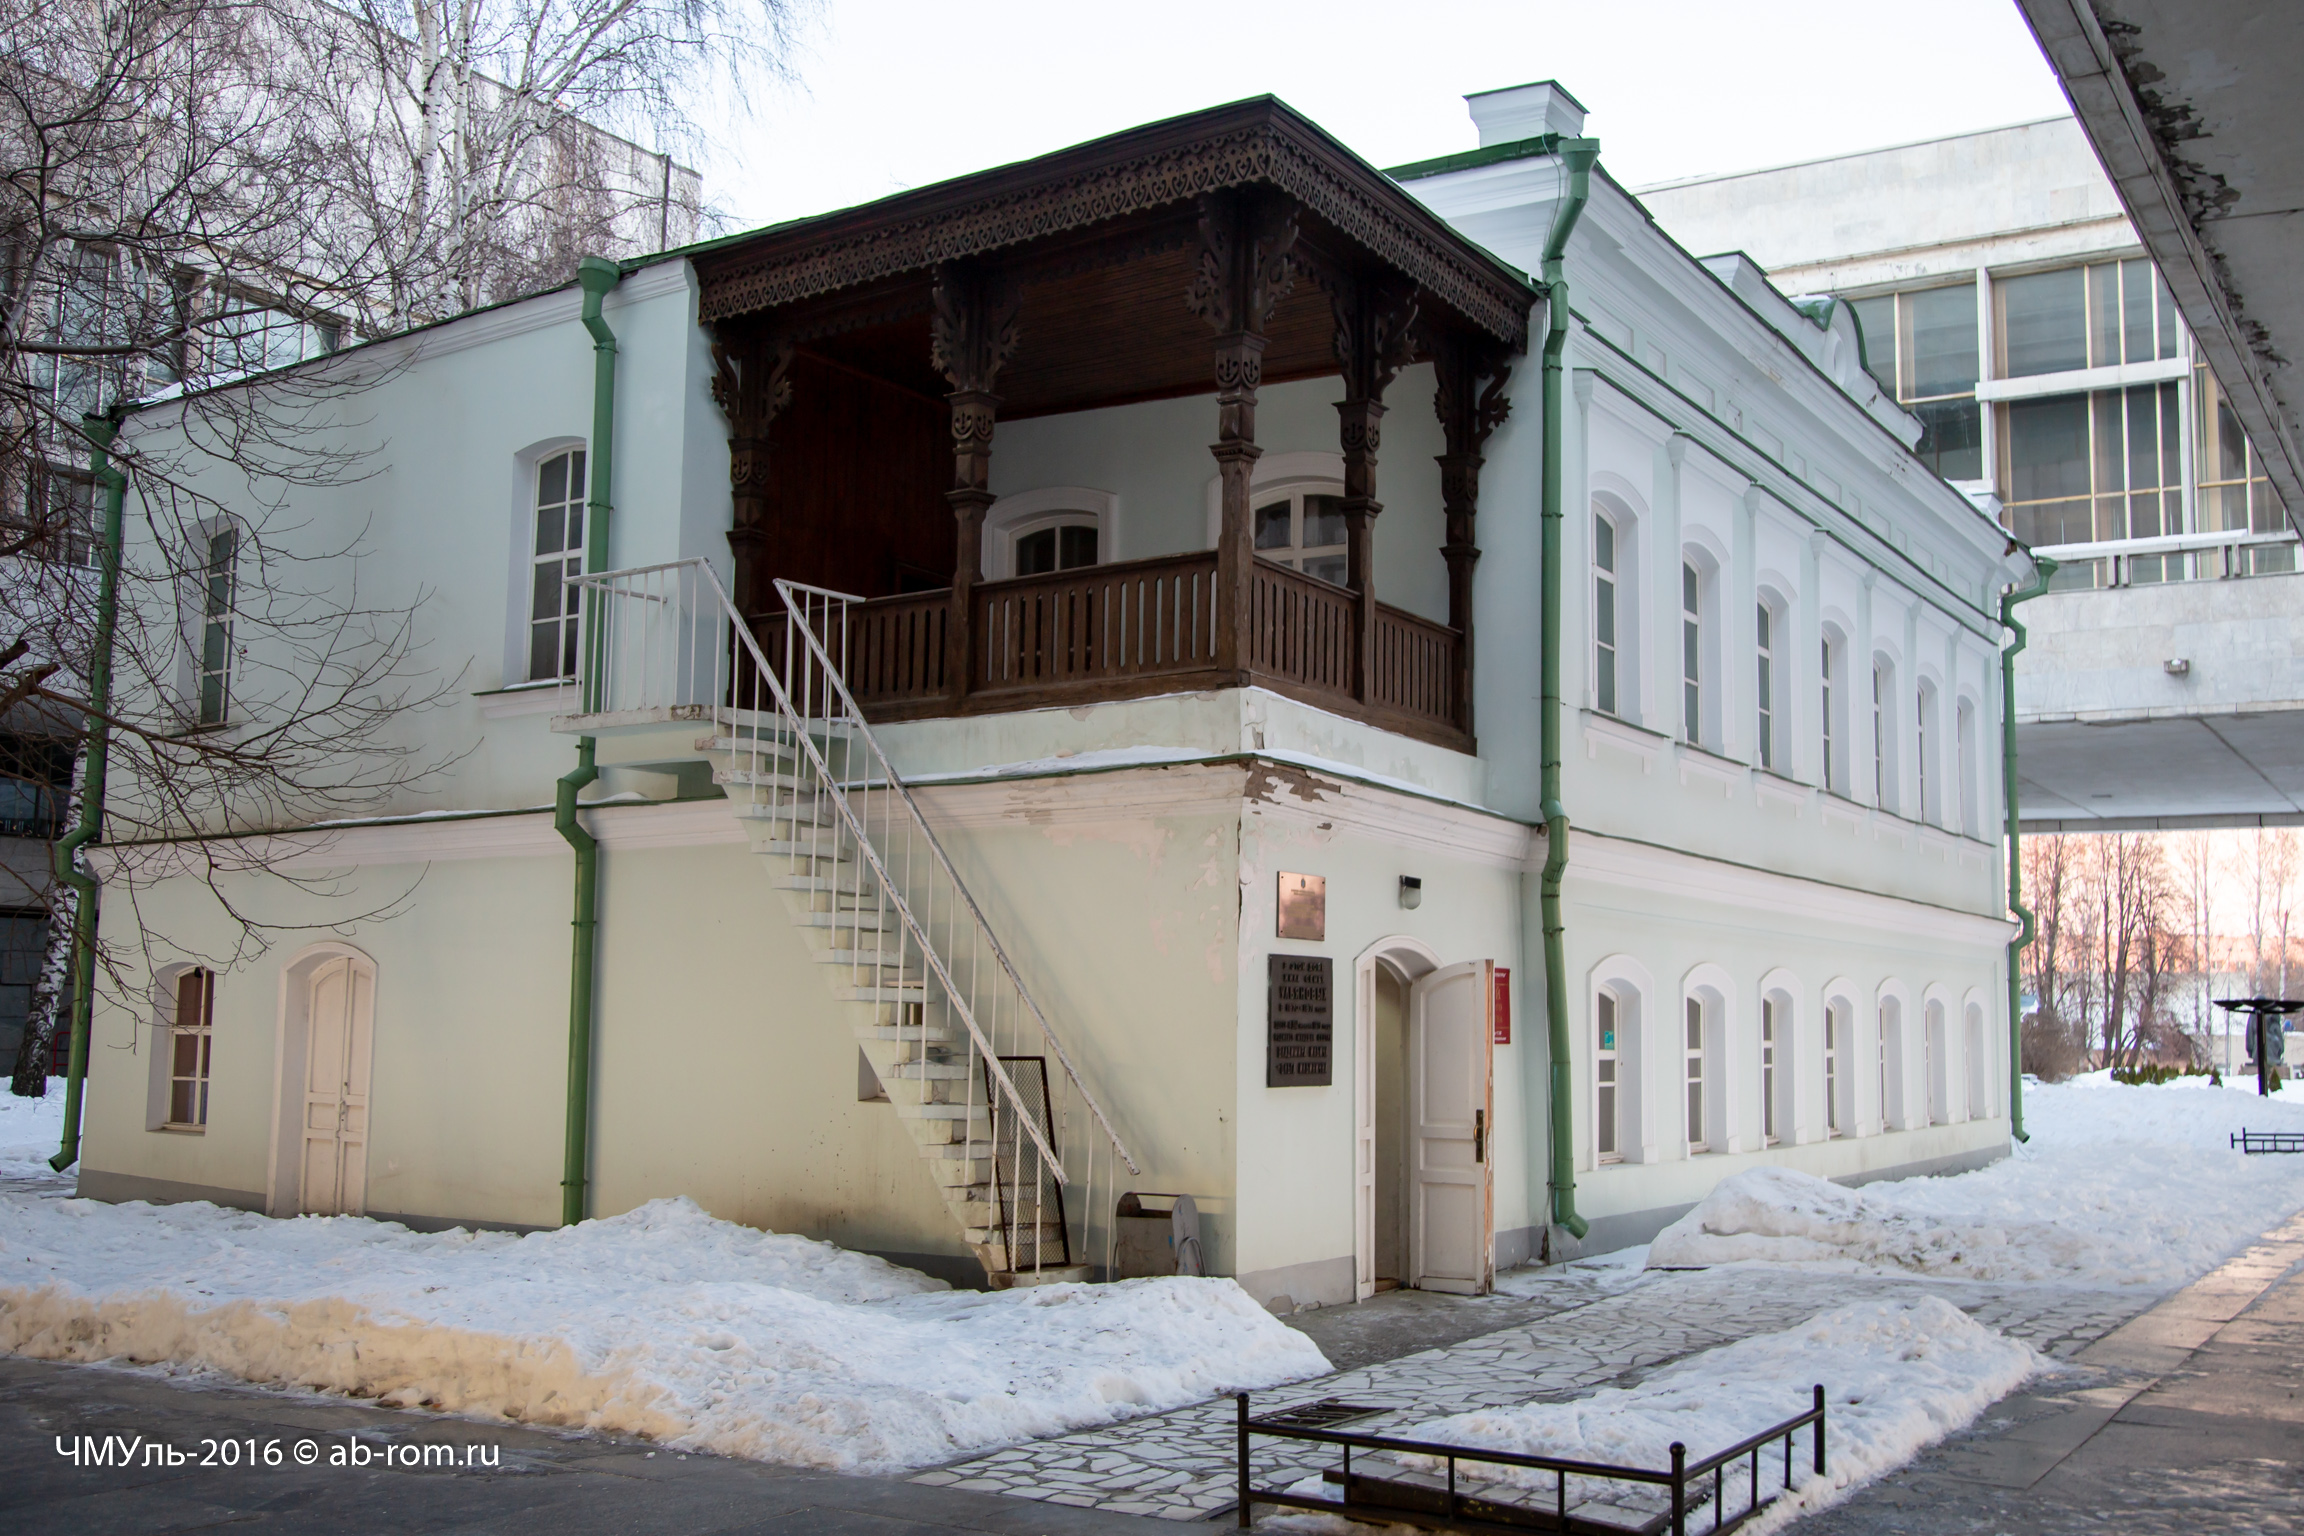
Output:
(692, 97), (1537, 417)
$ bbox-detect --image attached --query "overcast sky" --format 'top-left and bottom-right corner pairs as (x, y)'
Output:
(697, 0), (2072, 231)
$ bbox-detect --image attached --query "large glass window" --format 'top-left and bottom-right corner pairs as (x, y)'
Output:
(1998, 383), (2183, 584)
(2195, 365), (2292, 574)
(1998, 258), (2178, 378)
(1592, 512), (1618, 716)
(1253, 490), (1348, 586)
(1760, 996), (1779, 1146)
(1014, 522), (1097, 576)
(1852, 283), (1981, 479)
(528, 449), (588, 681)
(8, 465), (96, 567)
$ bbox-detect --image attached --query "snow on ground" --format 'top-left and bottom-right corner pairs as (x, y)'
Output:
(0, 1184), (1329, 1472)
(1650, 1075), (2304, 1287)
(1390, 1297), (2039, 1536)
(0, 1088), (69, 1193)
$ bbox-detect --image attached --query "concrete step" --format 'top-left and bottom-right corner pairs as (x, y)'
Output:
(837, 984), (927, 1004)
(894, 1101), (993, 1123)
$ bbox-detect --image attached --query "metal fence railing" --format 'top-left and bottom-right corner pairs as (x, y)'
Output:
(563, 558), (1140, 1280)
(1234, 1386), (1826, 1536)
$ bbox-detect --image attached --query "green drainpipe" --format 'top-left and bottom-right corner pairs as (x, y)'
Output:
(1539, 141), (1599, 1244)
(50, 414), (127, 1172)
(559, 256), (620, 1226)
(1999, 553), (2054, 1144)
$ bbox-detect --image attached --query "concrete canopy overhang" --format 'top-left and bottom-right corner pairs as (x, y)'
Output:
(2018, 1), (2304, 537)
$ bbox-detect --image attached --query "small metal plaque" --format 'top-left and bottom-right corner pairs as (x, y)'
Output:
(1494, 966), (1512, 1045)
(1268, 954), (1333, 1087)
(1276, 872), (1326, 940)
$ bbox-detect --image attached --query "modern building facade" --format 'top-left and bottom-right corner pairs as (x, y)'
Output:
(70, 84), (2027, 1302)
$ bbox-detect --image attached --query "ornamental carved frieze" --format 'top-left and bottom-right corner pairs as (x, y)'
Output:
(695, 113), (1531, 349)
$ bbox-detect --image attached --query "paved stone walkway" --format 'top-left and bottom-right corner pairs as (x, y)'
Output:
(911, 1266), (2150, 1521)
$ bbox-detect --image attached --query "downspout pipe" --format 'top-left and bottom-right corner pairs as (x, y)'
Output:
(559, 256), (620, 1226)
(1999, 553), (2054, 1144)
(50, 413), (127, 1172)
(1539, 142), (1599, 1244)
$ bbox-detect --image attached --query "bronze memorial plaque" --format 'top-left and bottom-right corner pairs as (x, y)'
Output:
(1267, 954), (1333, 1087)
(1276, 871), (1327, 940)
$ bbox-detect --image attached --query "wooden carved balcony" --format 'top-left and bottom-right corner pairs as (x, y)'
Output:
(780, 551), (1468, 751)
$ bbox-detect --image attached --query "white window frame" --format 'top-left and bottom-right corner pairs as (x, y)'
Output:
(1594, 509), (1621, 717)
(1760, 994), (1780, 1146)
(1684, 993), (1709, 1153)
(1820, 628), (1848, 795)
(1823, 994), (1851, 1137)
(1916, 678), (1942, 825)
(987, 486), (1120, 580)
(147, 963), (214, 1132)
(1595, 989), (1623, 1164)
(1871, 655), (1901, 812)
(1252, 484), (1348, 586)
(1755, 597), (1779, 771)
(1956, 695), (1981, 837)
(1681, 559), (1703, 745)
(526, 445), (589, 683)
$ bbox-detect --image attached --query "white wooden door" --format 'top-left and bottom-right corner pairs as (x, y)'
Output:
(1409, 960), (1493, 1294)
(299, 957), (372, 1216)
(1354, 962), (1377, 1301)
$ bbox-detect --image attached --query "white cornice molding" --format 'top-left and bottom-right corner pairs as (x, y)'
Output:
(1562, 827), (2014, 948)
(1242, 762), (1533, 870)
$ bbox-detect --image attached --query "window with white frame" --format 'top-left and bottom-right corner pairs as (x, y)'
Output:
(1871, 658), (1899, 811)
(1684, 995), (1708, 1152)
(1254, 488), (1347, 586)
(1878, 998), (1904, 1131)
(1593, 511), (1620, 715)
(1013, 517), (1099, 576)
(1925, 1000), (1949, 1125)
(1824, 998), (1847, 1136)
(1681, 561), (1701, 744)
(1755, 601), (1778, 771)
(1820, 632), (1843, 794)
(194, 527), (238, 725)
(1595, 990), (1622, 1163)
(528, 447), (588, 682)
(1917, 681), (1939, 824)
(1760, 995), (1780, 1145)
(1956, 698), (1979, 836)
(166, 968), (214, 1129)
(1965, 1002), (1988, 1119)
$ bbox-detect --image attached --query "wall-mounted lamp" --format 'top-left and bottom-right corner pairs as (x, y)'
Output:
(2165, 657), (2191, 676)
(1398, 875), (1423, 911)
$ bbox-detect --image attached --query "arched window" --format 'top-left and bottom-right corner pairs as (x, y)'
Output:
(1256, 486), (1348, 586)
(1917, 680), (1942, 825)
(1820, 627), (1848, 795)
(1681, 559), (1702, 744)
(1013, 516), (1099, 575)
(527, 445), (587, 681)
(1596, 990), (1623, 1163)
(147, 964), (215, 1132)
(1685, 994), (1710, 1152)
(1956, 697), (1980, 836)
(991, 486), (1119, 580)
(1593, 509), (1621, 716)
(1755, 597), (1783, 771)
(1760, 993), (1781, 1145)
(1925, 998), (1950, 1124)
(1871, 656), (1900, 812)
(1823, 996), (1849, 1136)
(1878, 994), (1908, 1132)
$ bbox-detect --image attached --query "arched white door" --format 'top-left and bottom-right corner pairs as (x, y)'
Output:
(1409, 960), (1494, 1295)
(299, 956), (373, 1216)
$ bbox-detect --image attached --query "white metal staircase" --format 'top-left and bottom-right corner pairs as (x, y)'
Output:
(564, 559), (1139, 1285)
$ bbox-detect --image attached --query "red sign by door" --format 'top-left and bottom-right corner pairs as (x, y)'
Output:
(1493, 966), (1511, 1044)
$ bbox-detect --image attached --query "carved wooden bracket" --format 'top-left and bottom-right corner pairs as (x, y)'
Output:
(711, 326), (796, 612)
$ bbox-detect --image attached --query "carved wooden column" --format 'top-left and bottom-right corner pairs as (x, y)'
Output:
(1333, 278), (1418, 702)
(1434, 335), (1513, 737)
(711, 327), (794, 617)
(929, 263), (1020, 704)
(1189, 191), (1297, 679)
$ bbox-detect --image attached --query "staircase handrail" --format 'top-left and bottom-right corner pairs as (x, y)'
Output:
(572, 557), (1069, 1181)
(774, 577), (1142, 1178)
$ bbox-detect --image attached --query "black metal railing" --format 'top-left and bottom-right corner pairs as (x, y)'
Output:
(2233, 1130), (2304, 1154)
(1235, 1386), (1826, 1536)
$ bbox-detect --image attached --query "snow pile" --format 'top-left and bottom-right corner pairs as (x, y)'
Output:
(0, 1192), (1329, 1471)
(0, 1089), (68, 1191)
(1398, 1298), (2038, 1534)
(1650, 1077), (2304, 1286)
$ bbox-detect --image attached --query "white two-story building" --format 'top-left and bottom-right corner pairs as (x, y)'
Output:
(72, 83), (2029, 1305)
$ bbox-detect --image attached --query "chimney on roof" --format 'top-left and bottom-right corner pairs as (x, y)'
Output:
(1465, 80), (1588, 146)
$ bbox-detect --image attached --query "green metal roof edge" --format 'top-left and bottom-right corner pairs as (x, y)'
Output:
(1385, 133), (1564, 183)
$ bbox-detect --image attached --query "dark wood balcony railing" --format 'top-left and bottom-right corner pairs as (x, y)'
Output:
(821, 550), (1467, 749)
